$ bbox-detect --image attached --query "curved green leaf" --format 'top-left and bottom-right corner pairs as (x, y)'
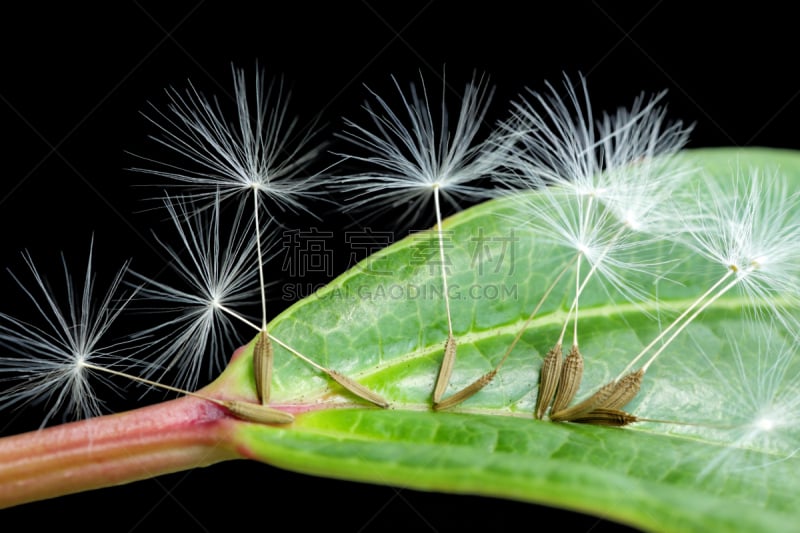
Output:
(210, 148), (800, 533)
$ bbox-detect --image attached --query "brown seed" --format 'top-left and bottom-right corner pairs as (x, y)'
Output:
(327, 370), (390, 408)
(433, 334), (458, 404)
(568, 408), (639, 427)
(600, 369), (644, 411)
(535, 344), (563, 419)
(549, 379), (616, 422)
(253, 330), (273, 404)
(223, 400), (294, 424)
(433, 369), (498, 411)
(551, 344), (584, 414)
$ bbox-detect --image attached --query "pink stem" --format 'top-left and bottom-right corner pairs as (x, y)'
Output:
(0, 395), (243, 508)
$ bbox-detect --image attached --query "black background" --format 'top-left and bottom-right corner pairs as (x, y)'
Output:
(1, 2), (797, 531)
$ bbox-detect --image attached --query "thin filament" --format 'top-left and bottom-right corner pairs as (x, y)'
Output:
(433, 186), (454, 336)
(617, 268), (736, 378)
(641, 273), (742, 372)
(498, 255), (578, 368)
(216, 301), (327, 373)
(252, 187), (269, 332)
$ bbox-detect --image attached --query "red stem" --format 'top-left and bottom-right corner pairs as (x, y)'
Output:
(0, 394), (243, 508)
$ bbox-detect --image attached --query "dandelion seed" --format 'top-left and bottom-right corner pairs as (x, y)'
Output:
(133, 66), (330, 400)
(502, 74), (692, 199)
(680, 168), (800, 331)
(130, 193), (261, 391)
(0, 241), (136, 427)
(336, 72), (508, 407)
(678, 323), (800, 477)
(618, 167), (800, 378)
(136, 65), (325, 319)
(505, 74), (692, 340)
(335, 72), (505, 226)
(494, 75), (690, 418)
(515, 187), (666, 316)
(131, 193), (388, 406)
(133, 65), (326, 216)
(550, 167), (800, 427)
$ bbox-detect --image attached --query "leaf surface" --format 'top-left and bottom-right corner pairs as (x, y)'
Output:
(212, 148), (800, 532)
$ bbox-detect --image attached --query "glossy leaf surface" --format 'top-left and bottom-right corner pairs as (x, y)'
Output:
(209, 148), (800, 532)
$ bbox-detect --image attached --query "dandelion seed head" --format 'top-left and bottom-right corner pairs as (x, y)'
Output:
(0, 242), (136, 426)
(620, 208), (643, 231)
(750, 256), (767, 270)
(500, 72), (694, 321)
(680, 168), (800, 330)
(576, 242), (592, 257)
(668, 324), (800, 478)
(732, 399), (800, 463)
(130, 194), (261, 391)
(133, 65), (325, 218)
(335, 72), (505, 228)
(753, 411), (777, 433)
(501, 73), (692, 210)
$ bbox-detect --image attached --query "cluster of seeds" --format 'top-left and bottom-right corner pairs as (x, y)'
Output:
(0, 68), (798, 443)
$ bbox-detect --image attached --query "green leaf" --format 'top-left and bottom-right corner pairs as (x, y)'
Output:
(211, 147), (800, 533)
